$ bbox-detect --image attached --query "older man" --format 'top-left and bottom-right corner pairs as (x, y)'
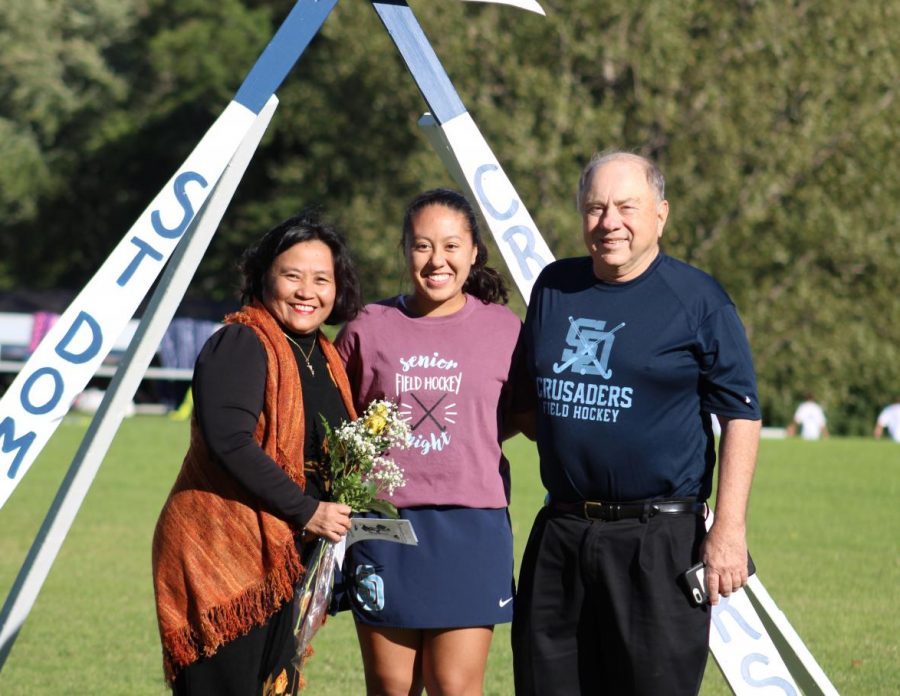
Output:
(511, 151), (762, 695)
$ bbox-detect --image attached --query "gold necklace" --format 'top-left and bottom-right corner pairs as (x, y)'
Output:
(284, 332), (316, 376)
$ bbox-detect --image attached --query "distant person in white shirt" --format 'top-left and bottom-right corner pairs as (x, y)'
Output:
(874, 400), (900, 442)
(786, 394), (828, 440)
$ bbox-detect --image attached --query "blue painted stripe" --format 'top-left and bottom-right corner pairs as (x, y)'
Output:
(234, 0), (338, 114)
(372, 2), (467, 124)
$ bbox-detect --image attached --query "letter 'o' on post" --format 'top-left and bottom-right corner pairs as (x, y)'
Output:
(20, 368), (64, 416)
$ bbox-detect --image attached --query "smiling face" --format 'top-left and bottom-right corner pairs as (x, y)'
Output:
(581, 156), (669, 282)
(262, 239), (336, 334)
(406, 204), (478, 317)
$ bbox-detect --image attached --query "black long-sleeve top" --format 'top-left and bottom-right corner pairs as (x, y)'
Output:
(192, 323), (350, 529)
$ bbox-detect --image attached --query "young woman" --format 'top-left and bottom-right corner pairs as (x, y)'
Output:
(153, 211), (363, 695)
(335, 189), (521, 695)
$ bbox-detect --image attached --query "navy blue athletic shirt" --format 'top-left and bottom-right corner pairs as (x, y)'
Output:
(520, 253), (761, 503)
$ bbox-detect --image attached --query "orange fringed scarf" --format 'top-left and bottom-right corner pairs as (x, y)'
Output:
(151, 302), (356, 683)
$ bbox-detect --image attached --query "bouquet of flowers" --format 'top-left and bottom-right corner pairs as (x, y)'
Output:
(292, 400), (410, 675)
(323, 399), (409, 518)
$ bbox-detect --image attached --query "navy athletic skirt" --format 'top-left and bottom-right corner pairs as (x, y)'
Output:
(347, 506), (514, 629)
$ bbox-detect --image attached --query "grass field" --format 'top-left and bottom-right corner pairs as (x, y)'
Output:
(0, 416), (897, 694)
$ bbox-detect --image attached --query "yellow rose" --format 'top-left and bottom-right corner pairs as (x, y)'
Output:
(365, 414), (387, 435)
(274, 669), (289, 695)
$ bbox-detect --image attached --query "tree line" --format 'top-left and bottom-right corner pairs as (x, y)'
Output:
(1, 0), (898, 434)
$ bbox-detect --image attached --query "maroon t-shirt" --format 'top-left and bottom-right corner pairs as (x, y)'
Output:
(335, 295), (521, 509)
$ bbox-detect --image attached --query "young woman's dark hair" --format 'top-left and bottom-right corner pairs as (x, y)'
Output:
(238, 210), (363, 324)
(401, 188), (509, 305)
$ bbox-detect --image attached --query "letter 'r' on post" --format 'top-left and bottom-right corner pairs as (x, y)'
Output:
(502, 224), (547, 281)
(711, 596), (763, 644)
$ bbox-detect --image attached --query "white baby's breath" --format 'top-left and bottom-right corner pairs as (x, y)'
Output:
(321, 400), (410, 517)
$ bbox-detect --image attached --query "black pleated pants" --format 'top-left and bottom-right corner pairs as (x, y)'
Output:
(512, 506), (710, 696)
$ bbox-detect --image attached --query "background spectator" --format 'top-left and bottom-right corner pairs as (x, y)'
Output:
(874, 400), (900, 442)
(786, 394), (829, 440)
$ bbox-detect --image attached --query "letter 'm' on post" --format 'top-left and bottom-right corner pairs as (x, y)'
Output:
(0, 417), (37, 479)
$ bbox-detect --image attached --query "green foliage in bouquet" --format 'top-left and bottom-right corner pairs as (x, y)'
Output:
(320, 400), (410, 519)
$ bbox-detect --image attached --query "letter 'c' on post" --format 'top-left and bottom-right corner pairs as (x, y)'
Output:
(474, 164), (518, 221)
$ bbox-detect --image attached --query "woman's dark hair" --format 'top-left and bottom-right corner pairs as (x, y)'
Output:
(401, 188), (509, 305)
(238, 210), (363, 324)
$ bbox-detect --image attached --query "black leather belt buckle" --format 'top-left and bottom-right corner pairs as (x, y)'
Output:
(583, 500), (605, 520)
(584, 501), (621, 521)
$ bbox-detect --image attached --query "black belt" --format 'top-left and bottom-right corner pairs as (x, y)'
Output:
(549, 498), (705, 522)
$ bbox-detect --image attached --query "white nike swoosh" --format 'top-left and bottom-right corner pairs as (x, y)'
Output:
(499, 597), (513, 607)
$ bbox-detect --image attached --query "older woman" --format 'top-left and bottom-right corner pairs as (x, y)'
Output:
(152, 211), (363, 695)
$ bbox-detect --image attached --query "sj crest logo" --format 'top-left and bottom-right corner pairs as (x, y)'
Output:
(553, 316), (625, 379)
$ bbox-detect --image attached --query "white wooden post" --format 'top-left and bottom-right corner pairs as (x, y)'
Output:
(0, 98), (278, 670)
(375, 2), (839, 693)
